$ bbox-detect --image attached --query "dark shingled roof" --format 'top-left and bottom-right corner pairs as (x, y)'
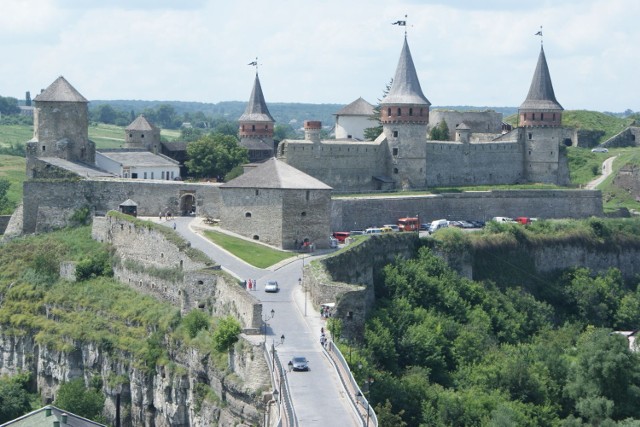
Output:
(221, 157), (331, 190)
(381, 36), (430, 106)
(519, 46), (563, 111)
(33, 76), (88, 103)
(126, 114), (157, 131)
(238, 73), (275, 123)
(335, 97), (375, 116)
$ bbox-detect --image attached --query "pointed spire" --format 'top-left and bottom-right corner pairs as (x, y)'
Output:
(519, 46), (563, 111)
(381, 36), (430, 106)
(239, 73), (274, 122)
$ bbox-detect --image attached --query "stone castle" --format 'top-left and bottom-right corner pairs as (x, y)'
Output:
(5, 35), (604, 250)
(273, 36), (574, 192)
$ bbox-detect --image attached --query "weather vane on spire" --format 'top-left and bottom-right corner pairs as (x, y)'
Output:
(392, 14), (408, 36)
(248, 57), (258, 73)
(535, 26), (543, 45)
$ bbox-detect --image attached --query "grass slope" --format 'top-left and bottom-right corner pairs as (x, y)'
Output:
(0, 155), (26, 214)
(203, 229), (294, 268)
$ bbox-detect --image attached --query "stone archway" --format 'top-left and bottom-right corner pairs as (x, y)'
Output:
(179, 193), (196, 216)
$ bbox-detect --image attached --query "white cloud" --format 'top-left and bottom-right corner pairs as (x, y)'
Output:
(0, 0), (638, 111)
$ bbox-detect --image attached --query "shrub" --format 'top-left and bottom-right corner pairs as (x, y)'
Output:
(55, 378), (105, 422)
(182, 310), (210, 339)
(212, 316), (241, 353)
(75, 251), (113, 281)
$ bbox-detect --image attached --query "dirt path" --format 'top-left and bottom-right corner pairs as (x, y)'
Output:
(585, 156), (617, 190)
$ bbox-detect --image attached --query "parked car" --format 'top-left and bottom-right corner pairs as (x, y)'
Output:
(349, 230), (364, 236)
(332, 231), (350, 243)
(420, 223), (430, 230)
(515, 216), (532, 225)
(591, 147), (609, 153)
(492, 216), (516, 223)
(329, 236), (338, 248)
(264, 281), (279, 293)
(467, 220), (486, 228)
(290, 356), (309, 371)
(380, 226), (393, 233)
(428, 219), (449, 234)
(383, 224), (400, 232)
(365, 227), (382, 234)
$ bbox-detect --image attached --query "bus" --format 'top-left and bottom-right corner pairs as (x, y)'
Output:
(397, 217), (420, 232)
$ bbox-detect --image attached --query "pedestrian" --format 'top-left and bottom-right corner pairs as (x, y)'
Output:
(173, 222), (176, 230)
(159, 211), (163, 221)
(248, 279), (252, 291)
(253, 279), (257, 291)
(321, 327), (324, 335)
(320, 335), (326, 347)
(288, 360), (293, 372)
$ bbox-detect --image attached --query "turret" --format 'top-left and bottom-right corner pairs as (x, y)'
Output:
(304, 120), (322, 144)
(380, 35), (431, 126)
(455, 122), (471, 144)
(238, 73), (275, 162)
(518, 46), (563, 127)
(124, 114), (161, 153)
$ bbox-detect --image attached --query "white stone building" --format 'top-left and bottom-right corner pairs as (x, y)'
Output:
(334, 97), (375, 140)
(95, 150), (180, 180)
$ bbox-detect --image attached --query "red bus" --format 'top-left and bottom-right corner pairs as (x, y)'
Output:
(397, 217), (419, 232)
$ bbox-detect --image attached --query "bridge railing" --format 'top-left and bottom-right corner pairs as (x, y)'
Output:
(325, 341), (378, 427)
(264, 342), (298, 427)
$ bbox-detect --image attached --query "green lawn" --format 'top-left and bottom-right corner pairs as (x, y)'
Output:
(0, 155), (26, 214)
(202, 230), (295, 268)
(566, 146), (608, 185)
(0, 124), (33, 148)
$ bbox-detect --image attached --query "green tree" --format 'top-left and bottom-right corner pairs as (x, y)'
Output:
(375, 399), (407, 427)
(212, 316), (241, 352)
(0, 373), (34, 423)
(274, 123), (298, 141)
(55, 378), (105, 421)
(565, 328), (640, 423)
(181, 126), (204, 142)
(429, 119), (450, 141)
(95, 104), (118, 124)
(363, 79), (393, 141)
(185, 133), (248, 179)
(156, 104), (177, 129)
(0, 96), (20, 115)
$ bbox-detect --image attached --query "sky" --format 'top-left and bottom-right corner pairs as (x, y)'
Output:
(1, 0), (638, 112)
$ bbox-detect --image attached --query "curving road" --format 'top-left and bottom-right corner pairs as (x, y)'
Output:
(157, 217), (360, 426)
(585, 155), (617, 190)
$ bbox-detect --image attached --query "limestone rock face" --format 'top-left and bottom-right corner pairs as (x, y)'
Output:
(0, 331), (267, 426)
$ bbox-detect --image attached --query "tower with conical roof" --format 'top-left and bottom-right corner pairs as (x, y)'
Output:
(26, 76), (95, 177)
(518, 46), (563, 127)
(380, 35), (431, 189)
(124, 114), (161, 153)
(238, 73), (275, 163)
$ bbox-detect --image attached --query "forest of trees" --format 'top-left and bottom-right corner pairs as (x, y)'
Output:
(349, 243), (640, 426)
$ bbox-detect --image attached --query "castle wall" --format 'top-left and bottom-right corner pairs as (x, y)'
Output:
(603, 126), (640, 148)
(522, 127), (573, 184)
(22, 179), (222, 233)
(277, 140), (387, 192)
(330, 190), (603, 231)
(426, 140), (524, 186)
(428, 110), (503, 134)
(282, 189), (332, 249)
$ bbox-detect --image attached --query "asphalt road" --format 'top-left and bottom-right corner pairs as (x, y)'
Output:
(159, 217), (360, 426)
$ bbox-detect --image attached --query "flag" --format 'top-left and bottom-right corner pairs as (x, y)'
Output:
(248, 61), (258, 66)
(392, 20), (406, 26)
(535, 30), (542, 36)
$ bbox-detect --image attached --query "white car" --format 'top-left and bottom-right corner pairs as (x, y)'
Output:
(264, 281), (279, 293)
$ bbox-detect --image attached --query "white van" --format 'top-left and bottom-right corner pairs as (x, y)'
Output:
(492, 216), (515, 223)
(365, 227), (383, 234)
(428, 219), (448, 234)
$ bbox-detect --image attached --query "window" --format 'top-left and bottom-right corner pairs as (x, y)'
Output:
(553, 113), (556, 121)
(255, 189), (259, 196)
(393, 130), (398, 138)
(151, 172), (154, 179)
(397, 107), (401, 116)
(245, 212), (252, 218)
(141, 134), (144, 138)
(161, 171), (165, 179)
(393, 167), (398, 174)
(171, 171), (174, 179)
(252, 124), (255, 131)
(306, 190), (310, 201)
(42, 145), (46, 151)
(541, 113), (544, 120)
(392, 147), (398, 156)
(409, 108), (413, 116)
(144, 172), (147, 179)
(528, 133), (532, 140)
(387, 108), (391, 117)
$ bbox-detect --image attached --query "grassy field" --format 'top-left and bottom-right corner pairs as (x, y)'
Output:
(202, 229), (295, 268)
(0, 155), (26, 214)
(566, 146), (609, 185)
(0, 124), (33, 148)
